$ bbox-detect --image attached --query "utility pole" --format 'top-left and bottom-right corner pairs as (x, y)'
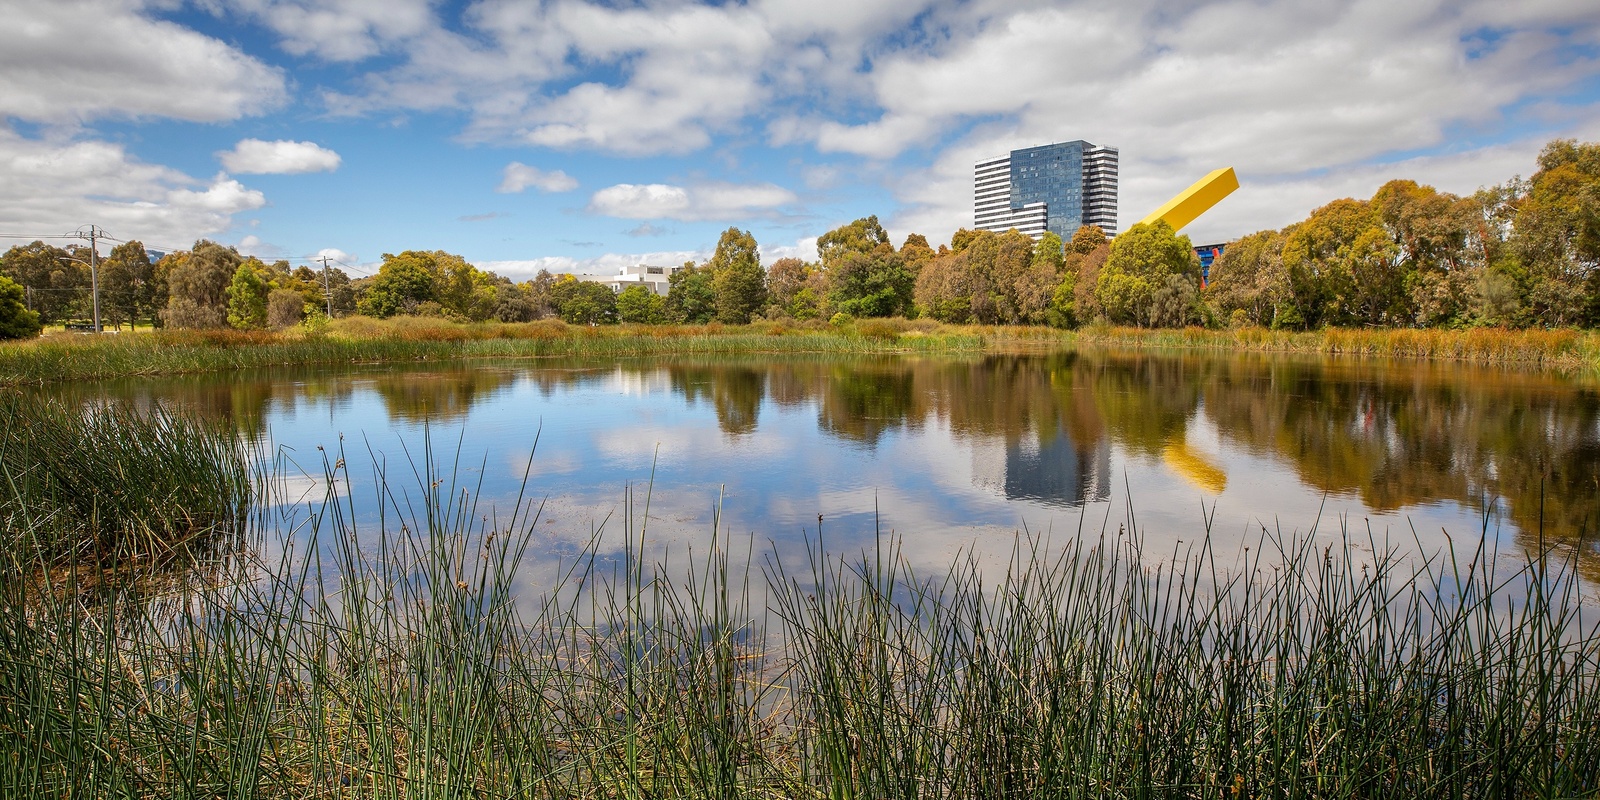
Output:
(75, 225), (103, 333)
(318, 255), (334, 317)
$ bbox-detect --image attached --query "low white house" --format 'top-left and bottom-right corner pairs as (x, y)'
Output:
(576, 264), (684, 296)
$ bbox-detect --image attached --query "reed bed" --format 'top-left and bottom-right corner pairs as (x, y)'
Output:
(0, 319), (987, 387)
(1075, 325), (1600, 370)
(3, 318), (1596, 386)
(3, 422), (1598, 798)
(0, 395), (249, 570)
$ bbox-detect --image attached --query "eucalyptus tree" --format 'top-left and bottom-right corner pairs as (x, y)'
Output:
(709, 227), (767, 324)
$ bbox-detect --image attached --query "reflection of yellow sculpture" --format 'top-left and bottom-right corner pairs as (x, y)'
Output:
(1139, 167), (1239, 232)
(1162, 439), (1227, 494)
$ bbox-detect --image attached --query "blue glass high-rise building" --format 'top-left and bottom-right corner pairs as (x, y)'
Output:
(974, 140), (1118, 241)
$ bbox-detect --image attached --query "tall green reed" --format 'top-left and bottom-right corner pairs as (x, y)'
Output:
(771, 513), (1600, 798)
(2, 428), (790, 798)
(0, 394), (249, 568)
(2, 417), (1597, 798)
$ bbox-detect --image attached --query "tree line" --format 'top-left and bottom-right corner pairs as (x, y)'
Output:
(0, 239), (359, 337)
(1207, 139), (1600, 329)
(2, 138), (1596, 340)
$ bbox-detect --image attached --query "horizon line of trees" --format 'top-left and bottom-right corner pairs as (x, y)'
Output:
(3, 138), (1597, 340)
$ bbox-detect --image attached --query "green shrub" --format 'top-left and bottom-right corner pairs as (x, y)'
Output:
(0, 275), (41, 340)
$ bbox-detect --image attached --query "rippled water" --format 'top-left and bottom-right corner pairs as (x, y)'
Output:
(38, 348), (1600, 582)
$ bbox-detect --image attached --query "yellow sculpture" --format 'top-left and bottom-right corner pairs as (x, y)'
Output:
(1139, 167), (1239, 232)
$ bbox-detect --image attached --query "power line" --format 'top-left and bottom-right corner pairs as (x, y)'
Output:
(329, 258), (375, 277)
(6, 227), (374, 284)
(39, 231), (329, 265)
(5, 231), (361, 269)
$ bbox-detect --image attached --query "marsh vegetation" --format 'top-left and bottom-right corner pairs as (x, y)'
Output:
(1, 396), (1599, 798)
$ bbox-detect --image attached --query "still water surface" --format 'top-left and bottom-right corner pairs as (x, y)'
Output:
(43, 348), (1600, 580)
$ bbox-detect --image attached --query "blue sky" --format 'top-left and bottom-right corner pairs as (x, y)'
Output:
(1, 0), (1597, 280)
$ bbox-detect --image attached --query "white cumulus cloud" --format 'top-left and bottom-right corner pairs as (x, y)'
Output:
(480, 249), (706, 282)
(213, 0), (438, 62)
(0, 128), (265, 248)
(589, 184), (691, 219)
(479, 234), (819, 282)
(497, 162), (578, 193)
(760, 236), (820, 265)
(0, 0), (285, 124)
(314, 247), (357, 264)
(588, 182), (798, 221)
(218, 139), (342, 174)
(169, 176), (269, 213)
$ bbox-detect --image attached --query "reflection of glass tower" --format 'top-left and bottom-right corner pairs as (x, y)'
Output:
(975, 140), (1119, 240)
(970, 424), (1111, 508)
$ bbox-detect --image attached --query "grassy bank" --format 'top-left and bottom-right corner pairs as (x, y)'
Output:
(2, 423), (1598, 798)
(2, 316), (1598, 386)
(0, 317), (993, 386)
(1073, 324), (1600, 369)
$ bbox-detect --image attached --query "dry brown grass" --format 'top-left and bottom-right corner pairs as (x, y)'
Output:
(1069, 324), (1600, 369)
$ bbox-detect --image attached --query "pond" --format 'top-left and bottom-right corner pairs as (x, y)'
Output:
(37, 348), (1600, 584)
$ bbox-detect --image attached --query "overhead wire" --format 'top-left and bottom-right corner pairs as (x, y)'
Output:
(329, 258), (375, 278)
(5, 226), (378, 284)
(6, 232), (357, 270)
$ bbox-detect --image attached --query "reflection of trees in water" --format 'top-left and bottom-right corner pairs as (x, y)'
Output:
(162, 381), (278, 441)
(373, 368), (516, 423)
(1070, 352), (1204, 459)
(668, 365), (765, 436)
(921, 354), (1071, 440)
(732, 354), (1108, 505)
(766, 362), (824, 410)
(1209, 359), (1473, 507)
(519, 365), (612, 398)
(1197, 356), (1600, 558)
(1488, 394), (1600, 565)
(815, 363), (920, 446)
(36, 371), (345, 442)
(661, 357), (929, 445)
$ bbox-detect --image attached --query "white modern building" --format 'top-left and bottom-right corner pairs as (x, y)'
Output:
(577, 264), (683, 296)
(1081, 145), (1119, 234)
(975, 140), (1119, 241)
(975, 155), (1048, 237)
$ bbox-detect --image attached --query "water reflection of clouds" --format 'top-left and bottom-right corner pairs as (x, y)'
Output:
(263, 468), (348, 508)
(57, 352), (1600, 588)
(592, 423), (777, 467)
(500, 447), (582, 479)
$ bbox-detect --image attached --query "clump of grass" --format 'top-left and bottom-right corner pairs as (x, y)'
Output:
(0, 394), (250, 569)
(3, 423), (1598, 798)
(854, 317), (906, 340)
